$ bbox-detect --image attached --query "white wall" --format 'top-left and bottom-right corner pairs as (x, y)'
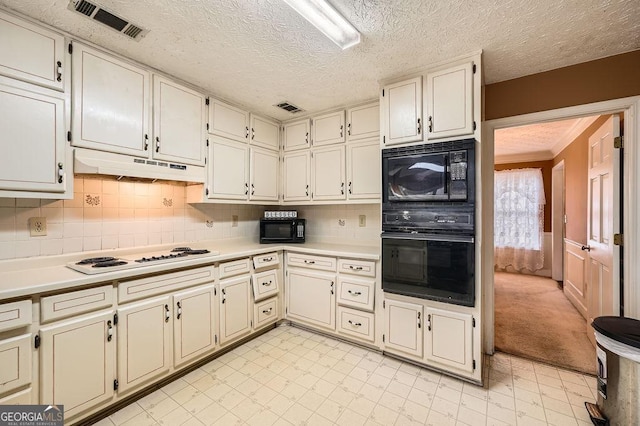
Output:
(293, 204), (381, 244)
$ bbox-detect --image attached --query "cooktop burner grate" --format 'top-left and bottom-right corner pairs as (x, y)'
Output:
(76, 256), (117, 265)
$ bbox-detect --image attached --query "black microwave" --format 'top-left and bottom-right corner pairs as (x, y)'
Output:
(382, 139), (475, 206)
(260, 218), (306, 243)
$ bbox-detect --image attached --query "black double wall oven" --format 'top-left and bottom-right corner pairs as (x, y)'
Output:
(381, 139), (476, 307)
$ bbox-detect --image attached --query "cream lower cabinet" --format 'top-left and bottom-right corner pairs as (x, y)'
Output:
(0, 334), (33, 402)
(384, 299), (423, 358)
(40, 311), (116, 418)
(424, 307), (474, 373)
(219, 276), (252, 344)
(286, 269), (336, 331)
(173, 285), (216, 367)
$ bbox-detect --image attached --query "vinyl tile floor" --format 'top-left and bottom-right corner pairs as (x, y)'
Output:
(94, 324), (598, 426)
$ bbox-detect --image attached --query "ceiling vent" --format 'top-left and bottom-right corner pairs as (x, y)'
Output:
(275, 102), (304, 114)
(68, 0), (148, 41)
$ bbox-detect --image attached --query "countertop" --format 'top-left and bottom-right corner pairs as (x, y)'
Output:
(0, 238), (380, 302)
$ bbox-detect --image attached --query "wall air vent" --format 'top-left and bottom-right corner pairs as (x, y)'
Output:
(68, 0), (148, 41)
(275, 102), (304, 114)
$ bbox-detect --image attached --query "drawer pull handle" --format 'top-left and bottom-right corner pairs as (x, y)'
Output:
(262, 308), (273, 314)
(349, 265), (364, 271)
(107, 320), (113, 341)
(262, 257), (273, 262)
(348, 320), (362, 327)
(347, 290), (362, 296)
(262, 280), (272, 286)
(330, 281), (334, 295)
(165, 304), (170, 322)
(304, 260), (315, 264)
(56, 61), (62, 82)
(221, 288), (226, 304)
(176, 302), (182, 320)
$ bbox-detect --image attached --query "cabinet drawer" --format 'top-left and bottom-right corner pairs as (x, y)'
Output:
(219, 258), (251, 279)
(41, 285), (113, 323)
(0, 299), (32, 332)
(253, 252), (279, 270)
(338, 259), (376, 277)
(119, 266), (214, 303)
(287, 252), (336, 272)
(0, 334), (32, 395)
(254, 298), (278, 329)
(337, 277), (375, 312)
(337, 307), (374, 342)
(252, 270), (279, 302)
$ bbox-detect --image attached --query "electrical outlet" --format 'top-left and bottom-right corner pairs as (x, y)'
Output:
(29, 217), (47, 236)
(359, 215), (366, 227)
(338, 219), (346, 227)
(232, 215), (238, 227)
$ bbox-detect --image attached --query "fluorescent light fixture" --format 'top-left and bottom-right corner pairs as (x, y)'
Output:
(282, 0), (361, 49)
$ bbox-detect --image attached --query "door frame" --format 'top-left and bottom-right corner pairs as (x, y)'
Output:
(482, 96), (640, 354)
(551, 160), (565, 281)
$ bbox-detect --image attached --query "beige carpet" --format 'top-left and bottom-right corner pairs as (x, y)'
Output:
(494, 272), (596, 374)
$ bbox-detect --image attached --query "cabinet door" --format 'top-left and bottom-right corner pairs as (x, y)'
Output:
(283, 151), (311, 202)
(40, 311), (115, 417)
(153, 75), (206, 166)
(384, 299), (423, 358)
(173, 285), (216, 367)
(219, 276), (252, 344)
(209, 98), (249, 143)
(0, 12), (65, 90)
(286, 269), (336, 330)
(209, 137), (248, 200)
(0, 82), (67, 193)
(250, 113), (279, 150)
(250, 147), (279, 201)
(382, 77), (423, 146)
(312, 110), (345, 146)
(426, 62), (474, 139)
(72, 43), (150, 156)
(117, 296), (172, 393)
(425, 307), (474, 372)
(283, 119), (310, 151)
(0, 334), (31, 396)
(312, 146), (346, 201)
(347, 103), (379, 142)
(347, 141), (380, 200)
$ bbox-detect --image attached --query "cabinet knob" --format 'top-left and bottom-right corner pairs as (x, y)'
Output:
(341, 182), (344, 195)
(176, 301), (182, 320)
(56, 61), (62, 82)
(417, 117), (421, 134)
(262, 308), (273, 314)
(246, 126), (249, 138)
(262, 280), (272, 286)
(340, 124), (343, 138)
(165, 304), (170, 322)
(156, 137), (161, 153)
(418, 312), (422, 329)
(348, 181), (352, 194)
(348, 320), (362, 327)
(347, 290), (362, 296)
(144, 134), (149, 151)
(426, 313), (431, 331)
(57, 163), (64, 184)
(347, 123), (351, 136)
(330, 281), (334, 295)
(428, 116), (433, 133)
(107, 320), (113, 342)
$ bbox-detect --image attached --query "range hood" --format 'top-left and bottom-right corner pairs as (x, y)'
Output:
(74, 148), (206, 183)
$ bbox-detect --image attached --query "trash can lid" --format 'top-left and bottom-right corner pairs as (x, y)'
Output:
(592, 316), (640, 350)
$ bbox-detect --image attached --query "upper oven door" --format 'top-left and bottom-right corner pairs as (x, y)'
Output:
(383, 151), (448, 202)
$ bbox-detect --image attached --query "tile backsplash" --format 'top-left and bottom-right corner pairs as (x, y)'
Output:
(0, 176), (381, 260)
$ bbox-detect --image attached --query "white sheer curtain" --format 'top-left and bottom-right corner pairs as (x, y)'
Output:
(494, 168), (546, 272)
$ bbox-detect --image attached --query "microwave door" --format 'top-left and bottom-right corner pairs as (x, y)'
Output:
(387, 153), (447, 201)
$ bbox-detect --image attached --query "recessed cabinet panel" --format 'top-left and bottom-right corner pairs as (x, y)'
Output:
(209, 99), (249, 143)
(72, 44), (149, 156)
(283, 119), (310, 151)
(347, 141), (380, 200)
(383, 77), (423, 146)
(337, 276), (375, 312)
(424, 307), (474, 372)
(250, 147), (279, 201)
(253, 252), (279, 270)
(384, 299), (423, 358)
(41, 285), (113, 323)
(0, 334), (31, 396)
(209, 137), (249, 200)
(286, 269), (336, 330)
(254, 297), (278, 329)
(426, 62), (474, 139)
(252, 270), (279, 301)
(250, 114), (279, 150)
(0, 299), (32, 332)
(173, 285), (216, 367)
(283, 151), (311, 201)
(347, 103), (380, 142)
(219, 276), (252, 344)
(218, 258), (252, 279)
(0, 12), (65, 90)
(312, 146), (346, 201)
(0, 82), (66, 193)
(312, 110), (345, 146)
(337, 307), (374, 342)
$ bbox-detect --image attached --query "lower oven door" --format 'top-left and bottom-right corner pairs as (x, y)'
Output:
(382, 232), (475, 307)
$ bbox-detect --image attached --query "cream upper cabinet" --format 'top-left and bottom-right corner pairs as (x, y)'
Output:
(72, 43), (150, 157)
(0, 11), (65, 91)
(347, 102), (379, 142)
(153, 75), (206, 166)
(424, 307), (474, 373)
(283, 151), (311, 202)
(312, 110), (345, 146)
(283, 119), (311, 151)
(250, 147), (279, 201)
(382, 76), (423, 146)
(219, 275), (252, 344)
(384, 299), (423, 358)
(426, 62), (474, 139)
(312, 146), (346, 201)
(208, 137), (249, 200)
(250, 113), (280, 151)
(0, 81), (68, 193)
(347, 141), (380, 200)
(173, 285), (216, 367)
(208, 98), (249, 143)
(40, 311), (115, 418)
(286, 269), (336, 331)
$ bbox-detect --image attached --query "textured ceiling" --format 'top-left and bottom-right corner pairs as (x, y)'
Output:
(1, 0), (639, 121)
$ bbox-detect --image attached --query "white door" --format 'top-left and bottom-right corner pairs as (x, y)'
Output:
(286, 269), (336, 330)
(219, 276), (252, 344)
(153, 75), (206, 166)
(209, 137), (249, 200)
(347, 141), (380, 200)
(313, 110), (345, 146)
(586, 115), (620, 346)
(0, 83), (67, 193)
(250, 147), (279, 201)
(424, 308), (474, 372)
(209, 98), (249, 143)
(283, 119), (311, 151)
(382, 77), (423, 146)
(250, 113), (279, 151)
(40, 311), (115, 417)
(312, 146), (346, 201)
(347, 102), (380, 142)
(72, 44), (150, 156)
(426, 62), (474, 139)
(0, 334), (31, 396)
(384, 299), (423, 358)
(117, 296), (172, 393)
(283, 151), (311, 202)
(173, 285), (216, 367)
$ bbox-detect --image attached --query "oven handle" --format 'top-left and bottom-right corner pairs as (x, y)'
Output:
(381, 232), (474, 243)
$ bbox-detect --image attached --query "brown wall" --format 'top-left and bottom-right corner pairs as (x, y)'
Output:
(494, 161), (553, 233)
(485, 50), (640, 120)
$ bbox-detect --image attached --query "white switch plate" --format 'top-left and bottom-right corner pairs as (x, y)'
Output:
(359, 215), (366, 227)
(29, 217), (47, 236)
(232, 215), (238, 227)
